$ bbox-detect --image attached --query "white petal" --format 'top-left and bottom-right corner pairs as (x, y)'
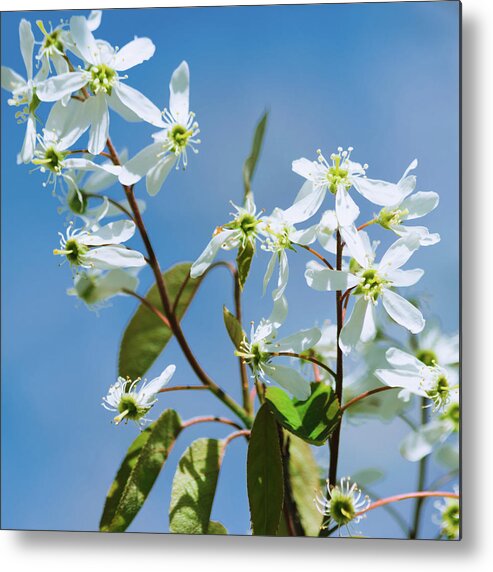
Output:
(45, 99), (91, 149)
(81, 220), (136, 246)
(283, 185), (326, 224)
(86, 10), (103, 31)
(268, 295), (288, 329)
(107, 89), (142, 122)
(113, 82), (164, 127)
(112, 38), (155, 71)
(360, 300), (377, 343)
(382, 289), (425, 334)
(146, 154), (177, 196)
(70, 16), (99, 65)
(85, 245), (146, 269)
(263, 252), (277, 295)
(84, 163), (119, 193)
(64, 158), (121, 177)
(352, 176), (410, 207)
(305, 261), (358, 291)
(19, 19), (34, 80)
(290, 224), (318, 245)
(386, 268), (424, 287)
(262, 363), (311, 401)
(169, 61), (189, 123)
(335, 187), (359, 226)
(139, 364), (176, 403)
(272, 327), (321, 353)
(400, 191), (439, 220)
(400, 420), (450, 462)
(385, 347), (423, 371)
(36, 71), (88, 102)
(340, 225), (369, 268)
(76, 268), (139, 305)
(87, 95), (109, 155)
(339, 297), (370, 355)
(190, 229), (237, 278)
(19, 115), (36, 163)
(378, 235), (420, 273)
(374, 368), (426, 397)
(119, 142), (163, 185)
(1, 66), (25, 92)
(272, 250), (289, 301)
(393, 224), (441, 247)
(294, 179), (317, 202)
(401, 158), (418, 180)
(292, 158), (320, 182)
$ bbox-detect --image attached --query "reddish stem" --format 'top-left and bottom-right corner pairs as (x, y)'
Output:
(341, 386), (397, 413)
(357, 491), (459, 517)
(182, 416), (244, 431)
(300, 244), (334, 270)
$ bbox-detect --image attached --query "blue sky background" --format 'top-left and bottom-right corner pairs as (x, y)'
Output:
(1, 2), (459, 538)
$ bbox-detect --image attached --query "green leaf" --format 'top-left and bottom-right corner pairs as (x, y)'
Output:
(119, 262), (202, 379)
(169, 438), (224, 534)
(247, 404), (284, 535)
(243, 112), (268, 196)
(223, 305), (245, 349)
(100, 409), (182, 532)
(236, 240), (255, 290)
(207, 520), (228, 534)
(265, 383), (341, 446)
(286, 435), (324, 536)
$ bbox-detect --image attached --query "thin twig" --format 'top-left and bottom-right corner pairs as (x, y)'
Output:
(122, 289), (170, 328)
(158, 385), (208, 394)
(299, 244), (334, 269)
(85, 192), (135, 222)
(357, 491), (459, 517)
(357, 219), (376, 232)
(268, 351), (336, 380)
(341, 386), (397, 413)
(182, 416), (244, 431)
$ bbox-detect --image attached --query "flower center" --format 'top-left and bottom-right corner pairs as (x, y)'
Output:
(54, 238), (88, 266)
(378, 207), (409, 230)
(440, 401), (460, 432)
(330, 493), (356, 526)
(169, 124), (193, 152)
(354, 269), (387, 302)
(325, 155), (350, 195)
(43, 29), (64, 53)
(36, 146), (66, 173)
(67, 188), (88, 215)
(426, 373), (450, 410)
(416, 349), (438, 367)
(87, 64), (117, 95)
(441, 501), (460, 539)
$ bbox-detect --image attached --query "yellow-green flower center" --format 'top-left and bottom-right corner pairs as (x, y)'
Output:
(441, 501), (460, 539)
(440, 401), (459, 432)
(378, 207), (409, 230)
(87, 64), (117, 95)
(330, 491), (356, 526)
(326, 156), (350, 195)
(169, 124), (192, 152)
(354, 269), (388, 302)
(416, 349), (438, 367)
(43, 29), (64, 53)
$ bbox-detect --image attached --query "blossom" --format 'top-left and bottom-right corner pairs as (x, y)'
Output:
(377, 186), (440, 246)
(67, 268), (139, 308)
(235, 297), (321, 400)
(190, 193), (263, 278)
(35, 11), (102, 78)
(53, 220), (146, 270)
(1, 19), (49, 163)
(434, 490), (460, 540)
(292, 148), (417, 226)
(260, 203), (320, 300)
(415, 321), (459, 369)
(375, 347), (459, 411)
(306, 234), (425, 353)
(102, 365), (176, 427)
(119, 61), (200, 196)
(315, 477), (370, 533)
(36, 16), (163, 154)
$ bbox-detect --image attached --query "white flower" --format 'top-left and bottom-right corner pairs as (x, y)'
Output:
(434, 489), (460, 540)
(1, 19), (49, 163)
(375, 347), (459, 411)
(30, 100), (121, 191)
(53, 220), (146, 270)
(102, 365), (176, 427)
(235, 297), (321, 400)
(415, 321), (459, 368)
(190, 193), (263, 278)
(36, 11), (102, 77)
(36, 16), (163, 154)
(377, 186), (440, 246)
(315, 477), (370, 533)
(306, 234), (425, 353)
(119, 61), (200, 196)
(260, 204), (319, 300)
(292, 148), (417, 226)
(67, 268), (139, 308)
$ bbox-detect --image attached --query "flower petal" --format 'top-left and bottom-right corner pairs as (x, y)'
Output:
(146, 154), (177, 196)
(374, 368), (426, 397)
(400, 420), (450, 462)
(386, 268), (424, 287)
(339, 297), (371, 355)
(85, 245), (146, 269)
(19, 19), (34, 80)
(305, 261), (358, 291)
(107, 89), (142, 122)
(392, 224), (441, 247)
(1, 66), (25, 92)
(45, 99), (91, 149)
(292, 158), (320, 182)
(139, 364), (176, 403)
(378, 235), (420, 274)
(64, 158), (121, 176)
(86, 10), (103, 31)
(272, 250), (289, 301)
(262, 363), (311, 401)
(118, 142), (163, 185)
(81, 220), (136, 246)
(36, 71), (88, 102)
(401, 191), (439, 220)
(169, 61), (189, 123)
(352, 176), (410, 207)
(112, 37), (155, 71)
(385, 347), (423, 371)
(340, 225), (370, 268)
(190, 229), (237, 278)
(382, 289), (425, 334)
(335, 187), (359, 226)
(18, 114), (36, 164)
(113, 82), (164, 127)
(283, 185), (326, 224)
(272, 327), (321, 354)
(87, 95), (109, 155)
(263, 252), (277, 295)
(70, 16), (99, 65)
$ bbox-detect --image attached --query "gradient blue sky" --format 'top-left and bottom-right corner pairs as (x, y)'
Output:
(1, 2), (459, 538)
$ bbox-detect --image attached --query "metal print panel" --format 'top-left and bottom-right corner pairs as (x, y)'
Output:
(0, 1), (460, 539)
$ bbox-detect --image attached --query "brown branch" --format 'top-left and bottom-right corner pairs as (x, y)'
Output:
(340, 386), (397, 413)
(268, 351), (336, 380)
(181, 416), (244, 431)
(300, 244), (334, 269)
(122, 289), (170, 328)
(158, 385), (208, 394)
